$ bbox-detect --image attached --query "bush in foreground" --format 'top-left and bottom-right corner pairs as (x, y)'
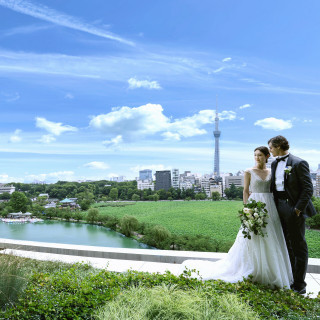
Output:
(1, 256), (319, 320)
(95, 284), (260, 320)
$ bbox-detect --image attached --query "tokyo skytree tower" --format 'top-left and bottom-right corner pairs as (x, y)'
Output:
(213, 103), (221, 177)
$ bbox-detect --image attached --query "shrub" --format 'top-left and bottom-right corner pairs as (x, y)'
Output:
(306, 214), (320, 229)
(172, 235), (232, 252)
(143, 225), (172, 248)
(120, 215), (139, 237)
(102, 215), (119, 231)
(80, 199), (91, 211)
(211, 191), (221, 201)
(131, 194), (140, 201)
(45, 207), (57, 219)
(86, 208), (99, 223)
(62, 209), (72, 221)
(73, 210), (84, 222)
(1, 260), (320, 319)
(195, 193), (206, 200)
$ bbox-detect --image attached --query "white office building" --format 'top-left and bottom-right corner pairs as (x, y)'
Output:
(316, 172), (320, 198)
(200, 174), (212, 197)
(0, 184), (15, 194)
(171, 168), (180, 189)
(137, 180), (155, 191)
(225, 175), (244, 188)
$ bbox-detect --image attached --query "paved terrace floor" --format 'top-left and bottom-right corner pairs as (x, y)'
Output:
(1, 239), (319, 299)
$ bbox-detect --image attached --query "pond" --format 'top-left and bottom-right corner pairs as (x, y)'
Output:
(0, 220), (151, 249)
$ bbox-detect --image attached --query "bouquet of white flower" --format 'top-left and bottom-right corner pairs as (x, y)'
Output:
(239, 200), (268, 239)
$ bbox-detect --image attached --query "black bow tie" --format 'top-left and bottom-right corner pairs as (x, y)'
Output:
(276, 154), (289, 162)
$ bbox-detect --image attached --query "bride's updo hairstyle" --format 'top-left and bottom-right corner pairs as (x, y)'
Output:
(254, 146), (270, 163)
(267, 135), (290, 151)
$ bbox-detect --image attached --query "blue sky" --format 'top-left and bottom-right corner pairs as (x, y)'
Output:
(0, 0), (320, 183)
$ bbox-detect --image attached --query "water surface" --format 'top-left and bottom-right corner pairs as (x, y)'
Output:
(0, 220), (151, 249)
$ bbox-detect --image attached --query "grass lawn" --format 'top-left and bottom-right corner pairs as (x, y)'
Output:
(95, 201), (320, 258)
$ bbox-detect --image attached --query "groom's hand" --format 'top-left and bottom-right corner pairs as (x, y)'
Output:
(294, 208), (301, 217)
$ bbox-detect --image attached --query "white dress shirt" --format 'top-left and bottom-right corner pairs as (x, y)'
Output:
(275, 154), (289, 191)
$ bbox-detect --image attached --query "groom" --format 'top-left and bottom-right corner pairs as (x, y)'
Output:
(268, 135), (316, 294)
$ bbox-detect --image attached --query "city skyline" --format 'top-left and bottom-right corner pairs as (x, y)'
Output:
(1, 1), (320, 183)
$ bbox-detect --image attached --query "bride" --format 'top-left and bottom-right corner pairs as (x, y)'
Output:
(180, 146), (293, 288)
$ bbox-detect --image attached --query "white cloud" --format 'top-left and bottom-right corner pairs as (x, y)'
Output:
(90, 104), (169, 138)
(1, 91), (20, 102)
(38, 134), (56, 143)
(239, 104), (251, 109)
(219, 111), (237, 121)
(162, 132), (181, 141)
(128, 78), (161, 90)
(130, 164), (171, 174)
(25, 171), (75, 183)
(36, 117), (77, 136)
(90, 104), (237, 144)
(212, 67), (225, 73)
(84, 161), (109, 170)
(222, 57), (232, 62)
(0, 0), (134, 46)
(0, 174), (23, 183)
(9, 129), (22, 143)
(65, 93), (74, 99)
(254, 117), (293, 131)
(3, 24), (51, 37)
(102, 135), (123, 148)
(303, 119), (312, 123)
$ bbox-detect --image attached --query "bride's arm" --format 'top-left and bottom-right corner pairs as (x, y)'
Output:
(243, 170), (251, 204)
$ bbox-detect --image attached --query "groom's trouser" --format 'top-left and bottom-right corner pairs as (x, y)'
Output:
(276, 197), (308, 289)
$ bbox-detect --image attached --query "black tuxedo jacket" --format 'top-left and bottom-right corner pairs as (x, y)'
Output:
(271, 153), (316, 218)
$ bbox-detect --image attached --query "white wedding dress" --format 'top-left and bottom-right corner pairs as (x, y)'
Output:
(180, 169), (293, 288)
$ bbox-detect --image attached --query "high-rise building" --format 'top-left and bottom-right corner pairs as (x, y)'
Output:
(155, 170), (172, 191)
(139, 169), (152, 181)
(213, 103), (221, 178)
(316, 173), (320, 197)
(171, 168), (179, 189)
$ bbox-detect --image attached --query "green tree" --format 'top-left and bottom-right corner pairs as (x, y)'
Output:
(131, 194), (140, 201)
(9, 192), (29, 213)
(157, 189), (168, 200)
(211, 192), (221, 201)
(224, 184), (238, 200)
(312, 197), (320, 213)
(79, 199), (91, 211)
(148, 225), (171, 244)
(36, 196), (48, 206)
(0, 192), (11, 200)
(120, 215), (139, 237)
(76, 190), (95, 203)
(86, 208), (99, 223)
(195, 192), (206, 200)
(45, 208), (56, 219)
(109, 188), (119, 201)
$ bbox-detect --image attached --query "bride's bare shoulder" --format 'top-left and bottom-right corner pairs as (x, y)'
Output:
(244, 168), (252, 174)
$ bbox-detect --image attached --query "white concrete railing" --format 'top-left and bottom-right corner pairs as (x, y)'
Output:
(0, 238), (319, 274)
